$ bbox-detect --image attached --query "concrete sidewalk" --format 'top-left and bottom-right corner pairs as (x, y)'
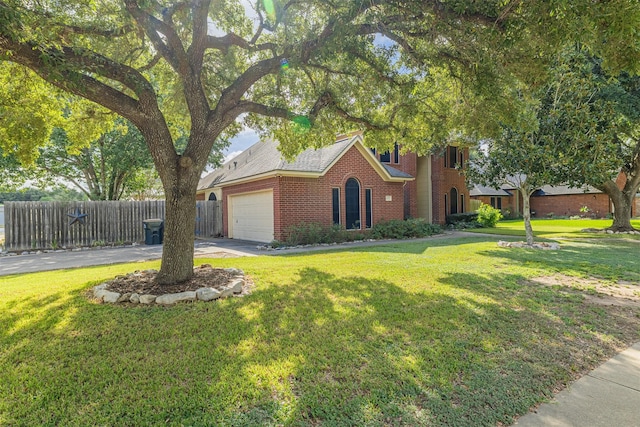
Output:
(514, 342), (640, 426)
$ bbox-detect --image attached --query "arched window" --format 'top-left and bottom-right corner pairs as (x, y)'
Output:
(450, 188), (458, 214)
(208, 193), (217, 201)
(345, 178), (361, 229)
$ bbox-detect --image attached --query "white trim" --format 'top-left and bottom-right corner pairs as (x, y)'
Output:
(365, 188), (373, 229)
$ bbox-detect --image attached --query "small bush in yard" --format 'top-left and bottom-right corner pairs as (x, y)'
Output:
(446, 212), (479, 225)
(477, 203), (503, 227)
(284, 222), (324, 245)
(450, 220), (483, 230)
(371, 218), (442, 239)
(281, 222), (368, 246)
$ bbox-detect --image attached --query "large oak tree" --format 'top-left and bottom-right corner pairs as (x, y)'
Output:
(1, 1), (638, 283)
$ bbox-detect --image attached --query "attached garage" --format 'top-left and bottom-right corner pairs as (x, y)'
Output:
(228, 190), (274, 242)
(198, 135), (414, 242)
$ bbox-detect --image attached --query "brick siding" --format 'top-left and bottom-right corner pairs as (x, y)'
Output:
(430, 147), (471, 224)
(472, 192), (615, 218)
(221, 146), (405, 241)
(530, 193), (611, 218)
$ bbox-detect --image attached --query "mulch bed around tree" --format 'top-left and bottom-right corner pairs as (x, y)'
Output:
(103, 264), (245, 296)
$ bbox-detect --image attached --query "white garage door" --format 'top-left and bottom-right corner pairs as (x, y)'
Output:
(229, 190), (274, 242)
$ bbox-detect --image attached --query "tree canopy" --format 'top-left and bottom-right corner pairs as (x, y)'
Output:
(466, 47), (619, 243)
(1, 0), (639, 283)
(468, 48), (640, 239)
(38, 122), (156, 201)
(542, 50), (640, 231)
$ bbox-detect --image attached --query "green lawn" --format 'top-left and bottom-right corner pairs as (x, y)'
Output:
(1, 236), (639, 426)
(467, 218), (640, 238)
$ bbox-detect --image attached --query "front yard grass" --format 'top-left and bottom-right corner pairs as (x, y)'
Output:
(1, 236), (639, 426)
(466, 218), (640, 238)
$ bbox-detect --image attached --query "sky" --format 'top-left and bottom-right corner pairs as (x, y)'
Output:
(223, 128), (259, 163)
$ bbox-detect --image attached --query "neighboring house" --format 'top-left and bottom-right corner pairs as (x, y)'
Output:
(197, 133), (470, 242)
(471, 179), (638, 218)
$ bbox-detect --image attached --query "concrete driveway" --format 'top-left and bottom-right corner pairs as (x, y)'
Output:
(0, 239), (263, 277)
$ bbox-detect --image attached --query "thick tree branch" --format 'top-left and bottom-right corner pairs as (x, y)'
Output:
(231, 101), (290, 119)
(123, 0), (189, 74)
(218, 56), (284, 111)
(216, 14), (340, 109)
(125, 0), (210, 142)
(205, 33), (277, 54)
(0, 36), (164, 128)
(188, 0), (210, 71)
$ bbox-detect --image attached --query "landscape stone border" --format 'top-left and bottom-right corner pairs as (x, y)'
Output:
(581, 228), (640, 235)
(92, 267), (246, 305)
(498, 240), (561, 250)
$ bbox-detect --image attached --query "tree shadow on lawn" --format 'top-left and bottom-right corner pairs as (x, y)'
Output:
(1, 267), (639, 426)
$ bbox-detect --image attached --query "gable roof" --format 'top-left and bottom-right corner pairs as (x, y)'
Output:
(198, 134), (413, 190)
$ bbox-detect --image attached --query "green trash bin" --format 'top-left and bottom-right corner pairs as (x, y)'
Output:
(143, 219), (164, 245)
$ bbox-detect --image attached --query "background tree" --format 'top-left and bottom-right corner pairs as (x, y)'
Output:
(550, 54), (640, 231)
(1, 1), (638, 284)
(466, 127), (561, 246)
(0, 152), (23, 192)
(0, 186), (86, 203)
(36, 121), (155, 201)
(470, 49), (639, 236)
(467, 49), (621, 243)
(124, 169), (165, 201)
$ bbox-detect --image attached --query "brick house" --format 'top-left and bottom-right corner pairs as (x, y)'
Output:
(471, 176), (638, 218)
(197, 133), (470, 242)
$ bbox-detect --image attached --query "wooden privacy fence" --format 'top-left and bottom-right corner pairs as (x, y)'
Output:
(4, 200), (222, 251)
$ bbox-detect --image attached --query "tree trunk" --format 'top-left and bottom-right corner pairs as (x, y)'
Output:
(134, 120), (206, 284)
(155, 179), (198, 285)
(602, 180), (637, 231)
(521, 189), (535, 245)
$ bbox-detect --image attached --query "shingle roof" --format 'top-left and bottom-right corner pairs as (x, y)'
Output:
(470, 185), (512, 197)
(533, 185), (601, 196)
(198, 135), (413, 190)
(470, 182), (601, 197)
(382, 163), (413, 179)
